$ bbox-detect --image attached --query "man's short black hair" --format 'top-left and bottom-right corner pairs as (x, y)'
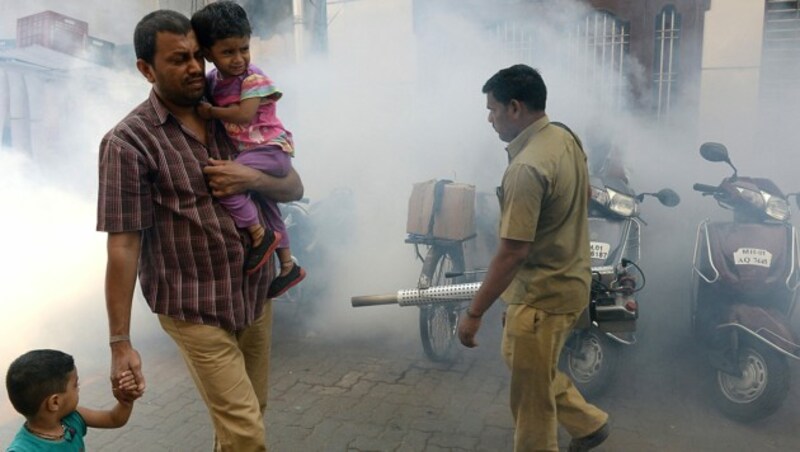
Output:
(191, 0), (252, 49)
(134, 10), (192, 65)
(482, 64), (547, 112)
(6, 349), (75, 418)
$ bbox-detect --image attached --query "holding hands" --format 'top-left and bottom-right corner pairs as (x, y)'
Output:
(110, 344), (146, 405)
(112, 370), (142, 405)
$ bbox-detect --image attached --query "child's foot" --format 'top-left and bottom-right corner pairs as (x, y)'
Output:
(268, 262), (306, 298)
(245, 230), (282, 275)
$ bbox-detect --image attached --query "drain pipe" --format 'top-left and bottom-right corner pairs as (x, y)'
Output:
(292, 0), (305, 62)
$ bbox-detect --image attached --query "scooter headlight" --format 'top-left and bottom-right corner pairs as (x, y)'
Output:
(590, 186), (610, 206)
(607, 188), (639, 217)
(764, 193), (790, 221)
(735, 186), (766, 210)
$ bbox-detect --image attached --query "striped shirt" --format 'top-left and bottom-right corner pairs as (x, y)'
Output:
(97, 90), (273, 332)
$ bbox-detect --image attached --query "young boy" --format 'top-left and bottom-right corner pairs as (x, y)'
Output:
(5, 349), (140, 451)
(192, 1), (306, 297)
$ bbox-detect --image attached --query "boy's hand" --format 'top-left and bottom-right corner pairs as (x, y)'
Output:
(116, 370), (138, 391)
(113, 386), (142, 405)
(197, 101), (214, 120)
(113, 370), (143, 404)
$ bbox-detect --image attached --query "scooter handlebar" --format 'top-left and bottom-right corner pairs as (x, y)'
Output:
(693, 183), (719, 194)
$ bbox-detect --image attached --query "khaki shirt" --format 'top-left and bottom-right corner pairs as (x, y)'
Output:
(498, 115), (591, 314)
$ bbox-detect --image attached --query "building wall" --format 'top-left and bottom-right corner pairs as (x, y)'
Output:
(586, 0), (709, 113)
(0, 1), (159, 43)
(697, 0), (764, 148)
(327, 0), (416, 85)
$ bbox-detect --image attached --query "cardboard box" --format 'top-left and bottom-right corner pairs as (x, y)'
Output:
(406, 180), (476, 240)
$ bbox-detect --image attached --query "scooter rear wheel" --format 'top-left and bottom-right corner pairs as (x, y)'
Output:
(560, 330), (620, 399)
(712, 341), (790, 422)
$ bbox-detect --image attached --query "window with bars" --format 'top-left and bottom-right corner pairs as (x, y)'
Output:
(191, 0), (209, 14)
(566, 11), (630, 108)
(493, 21), (537, 65)
(653, 6), (681, 118)
(761, 0), (800, 106)
(493, 11), (630, 109)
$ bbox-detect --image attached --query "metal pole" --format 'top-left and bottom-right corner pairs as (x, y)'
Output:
(293, 0), (305, 62)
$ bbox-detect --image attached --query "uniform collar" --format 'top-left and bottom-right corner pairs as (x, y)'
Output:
(506, 114), (550, 161)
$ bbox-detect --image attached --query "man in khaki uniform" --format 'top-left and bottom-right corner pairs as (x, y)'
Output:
(458, 64), (609, 452)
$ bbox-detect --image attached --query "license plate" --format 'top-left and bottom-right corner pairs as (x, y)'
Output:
(733, 248), (772, 268)
(590, 242), (611, 260)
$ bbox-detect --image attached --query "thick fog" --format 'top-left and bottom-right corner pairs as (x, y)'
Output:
(1, 0), (799, 445)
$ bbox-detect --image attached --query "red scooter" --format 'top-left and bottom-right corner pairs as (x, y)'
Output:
(691, 142), (800, 421)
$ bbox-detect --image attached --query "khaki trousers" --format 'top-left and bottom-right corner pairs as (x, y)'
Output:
(159, 302), (273, 452)
(501, 304), (608, 452)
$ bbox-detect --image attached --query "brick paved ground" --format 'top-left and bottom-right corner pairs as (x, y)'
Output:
(1, 298), (799, 451)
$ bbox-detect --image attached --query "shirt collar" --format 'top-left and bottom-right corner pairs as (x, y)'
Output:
(506, 114), (550, 161)
(148, 89), (172, 126)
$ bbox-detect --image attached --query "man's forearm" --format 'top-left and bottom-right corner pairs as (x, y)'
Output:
(470, 238), (529, 315)
(252, 167), (303, 203)
(105, 232), (141, 337)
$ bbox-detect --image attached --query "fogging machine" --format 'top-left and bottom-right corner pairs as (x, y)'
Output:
(351, 282), (481, 308)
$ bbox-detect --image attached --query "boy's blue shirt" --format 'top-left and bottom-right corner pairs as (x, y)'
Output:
(6, 411), (87, 451)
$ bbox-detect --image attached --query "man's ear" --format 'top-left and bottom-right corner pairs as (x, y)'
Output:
(200, 47), (212, 62)
(136, 59), (156, 84)
(508, 99), (523, 118)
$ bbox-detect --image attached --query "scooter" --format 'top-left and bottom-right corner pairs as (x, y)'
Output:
(560, 173), (680, 397)
(277, 188), (355, 312)
(691, 141), (800, 421)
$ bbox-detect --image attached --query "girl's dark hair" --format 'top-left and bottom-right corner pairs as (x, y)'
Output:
(191, 0), (252, 49)
(482, 64), (547, 111)
(134, 10), (193, 65)
(6, 349), (75, 418)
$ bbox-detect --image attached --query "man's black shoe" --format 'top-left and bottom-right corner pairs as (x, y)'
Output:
(568, 422), (609, 452)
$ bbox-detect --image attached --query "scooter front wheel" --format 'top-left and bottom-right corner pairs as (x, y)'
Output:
(712, 342), (790, 422)
(560, 329), (620, 399)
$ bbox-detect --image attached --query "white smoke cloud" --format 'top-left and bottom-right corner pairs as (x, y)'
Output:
(2, 0), (799, 439)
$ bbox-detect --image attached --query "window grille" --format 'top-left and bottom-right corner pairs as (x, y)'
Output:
(761, 0), (800, 106)
(493, 11), (630, 109)
(654, 6), (681, 118)
(191, 0), (210, 14)
(566, 11), (630, 109)
(493, 21), (536, 65)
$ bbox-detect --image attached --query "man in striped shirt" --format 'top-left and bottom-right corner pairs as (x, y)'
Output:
(96, 10), (303, 451)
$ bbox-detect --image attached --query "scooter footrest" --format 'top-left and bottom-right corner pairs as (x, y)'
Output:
(598, 320), (637, 333)
(594, 305), (638, 322)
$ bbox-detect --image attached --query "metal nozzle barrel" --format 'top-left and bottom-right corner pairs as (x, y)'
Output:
(351, 293), (400, 307)
(351, 282), (482, 308)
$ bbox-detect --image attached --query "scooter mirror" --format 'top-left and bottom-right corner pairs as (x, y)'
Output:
(656, 188), (681, 207)
(699, 142), (730, 163)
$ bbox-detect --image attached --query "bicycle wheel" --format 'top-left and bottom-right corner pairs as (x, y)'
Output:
(418, 243), (466, 362)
